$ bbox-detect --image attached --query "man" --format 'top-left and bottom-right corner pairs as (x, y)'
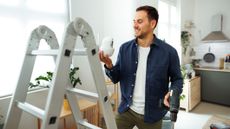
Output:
(99, 5), (183, 129)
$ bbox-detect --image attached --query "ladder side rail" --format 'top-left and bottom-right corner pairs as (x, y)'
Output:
(40, 23), (77, 129)
(74, 18), (118, 129)
(60, 21), (93, 129)
(65, 90), (84, 129)
(85, 39), (118, 129)
(4, 25), (57, 129)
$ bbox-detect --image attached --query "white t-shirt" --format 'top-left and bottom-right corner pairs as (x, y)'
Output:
(130, 46), (150, 115)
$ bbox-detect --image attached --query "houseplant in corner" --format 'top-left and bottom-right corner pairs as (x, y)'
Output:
(180, 64), (195, 100)
(180, 66), (187, 100)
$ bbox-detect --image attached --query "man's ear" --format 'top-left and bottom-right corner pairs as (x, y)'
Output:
(150, 20), (157, 29)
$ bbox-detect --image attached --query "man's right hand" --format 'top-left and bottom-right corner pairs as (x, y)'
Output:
(99, 50), (113, 69)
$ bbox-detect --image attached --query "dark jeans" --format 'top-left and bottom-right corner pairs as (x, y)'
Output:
(115, 109), (162, 129)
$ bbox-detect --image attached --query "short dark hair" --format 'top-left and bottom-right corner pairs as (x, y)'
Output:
(136, 5), (159, 27)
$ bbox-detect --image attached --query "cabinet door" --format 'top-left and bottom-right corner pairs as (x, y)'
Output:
(180, 80), (189, 110)
(189, 77), (201, 110)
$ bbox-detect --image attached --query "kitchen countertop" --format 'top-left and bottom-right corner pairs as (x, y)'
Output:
(194, 67), (230, 73)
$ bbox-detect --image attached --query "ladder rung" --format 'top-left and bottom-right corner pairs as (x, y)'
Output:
(17, 102), (44, 119)
(78, 120), (102, 129)
(74, 48), (87, 55)
(31, 50), (58, 56)
(67, 88), (99, 99)
(30, 49), (87, 56)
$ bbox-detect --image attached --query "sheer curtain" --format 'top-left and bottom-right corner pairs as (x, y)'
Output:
(157, 0), (181, 59)
(0, 0), (69, 96)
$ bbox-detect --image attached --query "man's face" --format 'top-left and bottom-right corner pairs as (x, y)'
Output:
(133, 11), (156, 39)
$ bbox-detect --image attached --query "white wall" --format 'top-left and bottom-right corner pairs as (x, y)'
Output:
(181, 0), (195, 30)
(103, 0), (134, 62)
(193, 0), (230, 45)
(181, 0), (230, 65)
(69, 0), (104, 92)
(181, 0), (230, 45)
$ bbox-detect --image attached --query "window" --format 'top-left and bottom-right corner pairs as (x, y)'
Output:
(0, 0), (69, 97)
(157, 0), (181, 59)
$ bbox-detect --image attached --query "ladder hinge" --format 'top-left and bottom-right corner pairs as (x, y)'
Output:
(64, 49), (71, 57)
(91, 49), (96, 56)
(104, 96), (108, 102)
(49, 116), (57, 124)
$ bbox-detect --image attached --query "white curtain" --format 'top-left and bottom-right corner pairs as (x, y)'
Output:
(157, 0), (181, 60)
(0, 0), (69, 96)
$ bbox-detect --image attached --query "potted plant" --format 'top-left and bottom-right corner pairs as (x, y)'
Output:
(181, 31), (191, 55)
(180, 66), (187, 100)
(28, 66), (82, 110)
(29, 66), (82, 88)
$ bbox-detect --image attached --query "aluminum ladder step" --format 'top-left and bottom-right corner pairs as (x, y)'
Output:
(67, 88), (99, 100)
(17, 102), (45, 119)
(78, 120), (102, 129)
(30, 48), (88, 56)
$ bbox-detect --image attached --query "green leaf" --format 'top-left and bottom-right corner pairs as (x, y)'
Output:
(180, 94), (186, 100)
(35, 76), (49, 81)
(29, 67), (81, 89)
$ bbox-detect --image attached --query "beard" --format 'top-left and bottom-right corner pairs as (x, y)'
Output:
(134, 23), (153, 39)
(134, 30), (148, 39)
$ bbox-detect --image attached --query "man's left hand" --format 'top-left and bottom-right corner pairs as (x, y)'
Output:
(164, 92), (170, 107)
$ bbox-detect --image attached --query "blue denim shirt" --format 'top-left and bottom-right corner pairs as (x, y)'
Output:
(105, 35), (183, 123)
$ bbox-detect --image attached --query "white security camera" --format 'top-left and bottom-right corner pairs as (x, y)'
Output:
(100, 37), (114, 57)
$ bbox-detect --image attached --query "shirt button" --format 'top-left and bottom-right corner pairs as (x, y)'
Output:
(130, 95), (132, 98)
(131, 84), (134, 87)
(134, 73), (136, 76)
(135, 61), (138, 64)
(127, 104), (129, 107)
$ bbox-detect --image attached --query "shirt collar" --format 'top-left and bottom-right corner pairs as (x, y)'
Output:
(134, 34), (160, 47)
(151, 34), (160, 47)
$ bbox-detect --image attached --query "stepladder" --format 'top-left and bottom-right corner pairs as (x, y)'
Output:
(4, 17), (117, 129)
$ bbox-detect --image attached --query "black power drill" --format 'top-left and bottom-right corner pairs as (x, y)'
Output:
(169, 89), (180, 122)
(159, 89), (180, 129)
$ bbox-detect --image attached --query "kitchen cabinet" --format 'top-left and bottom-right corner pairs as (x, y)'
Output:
(195, 68), (230, 106)
(37, 99), (99, 129)
(180, 76), (201, 112)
